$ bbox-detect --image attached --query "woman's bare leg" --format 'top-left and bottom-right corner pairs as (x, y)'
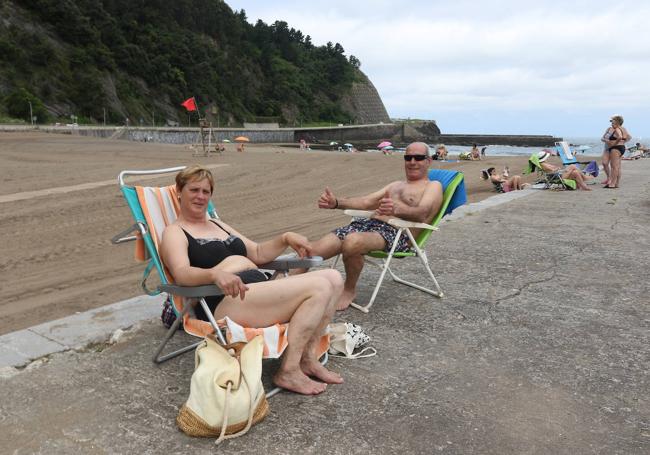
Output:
(214, 271), (342, 395)
(601, 151), (610, 184)
(299, 269), (344, 384)
(566, 169), (591, 191)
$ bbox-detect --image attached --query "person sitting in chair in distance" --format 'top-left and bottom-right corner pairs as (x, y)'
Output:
(161, 166), (344, 395)
(537, 151), (592, 191)
(305, 142), (443, 310)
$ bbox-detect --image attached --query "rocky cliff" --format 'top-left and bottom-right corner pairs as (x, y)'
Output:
(340, 72), (391, 124)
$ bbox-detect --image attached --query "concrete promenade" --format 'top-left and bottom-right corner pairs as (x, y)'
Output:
(1, 160), (648, 454)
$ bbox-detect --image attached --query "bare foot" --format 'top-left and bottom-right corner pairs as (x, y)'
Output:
(335, 289), (356, 310)
(301, 359), (344, 384)
(581, 186), (592, 191)
(273, 369), (327, 395)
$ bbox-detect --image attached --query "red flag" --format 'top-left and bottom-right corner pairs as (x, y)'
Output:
(181, 97), (197, 112)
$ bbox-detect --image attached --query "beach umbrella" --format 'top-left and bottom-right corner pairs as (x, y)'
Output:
(377, 141), (392, 149)
(234, 136), (250, 142)
(222, 139), (231, 143)
(382, 145), (394, 150)
(344, 143), (353, 147)
(329, 141), (339, 146)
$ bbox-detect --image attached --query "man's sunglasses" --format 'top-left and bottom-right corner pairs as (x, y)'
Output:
(403, 154), (428, 162)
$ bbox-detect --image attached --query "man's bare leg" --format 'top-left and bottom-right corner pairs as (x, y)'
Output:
(290, 233), (342, 275)
(338, 232), (386, 310)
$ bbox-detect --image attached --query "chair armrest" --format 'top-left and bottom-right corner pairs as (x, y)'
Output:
(260, 254), (323, 270)
(159, 255), (323, 297)
(386, 218), (438, 230)
(343, 209), (437, 231)
(343, 209), (375, 218)
(158, 284), (224, 298)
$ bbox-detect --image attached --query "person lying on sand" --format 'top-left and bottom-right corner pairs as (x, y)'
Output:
(481, 167), (528, 192)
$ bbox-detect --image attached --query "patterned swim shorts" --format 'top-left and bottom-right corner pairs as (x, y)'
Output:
(333, 218), (411, 253)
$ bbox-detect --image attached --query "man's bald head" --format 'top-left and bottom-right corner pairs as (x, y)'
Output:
(405, 142), (430, 156)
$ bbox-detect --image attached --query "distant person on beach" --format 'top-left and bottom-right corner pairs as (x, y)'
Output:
(481, 146), (487, 157)
(603, 115), (631, 189)
(436, 144), (448, 161)
(622, 143), (643, 160)
(470, 144), (481, 161)
(237, 142), (245, 152)
(304, 142), (443, 310)
(537, 151), (592, 191)
(630, 142), (650, 158)
(160, 165), (344, 395)
(600, 123), (615, 185)
(481, 167), (527, 192)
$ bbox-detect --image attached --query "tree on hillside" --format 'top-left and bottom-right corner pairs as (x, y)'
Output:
(5, 88), (49, 123)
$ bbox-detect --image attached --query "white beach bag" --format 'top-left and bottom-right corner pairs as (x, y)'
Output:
(328, 322), (376, 359)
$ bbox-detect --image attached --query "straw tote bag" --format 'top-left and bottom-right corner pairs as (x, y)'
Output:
(176, 334), (269, 443)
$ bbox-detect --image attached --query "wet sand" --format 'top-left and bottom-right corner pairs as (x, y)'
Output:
(0, 132), (537, 335)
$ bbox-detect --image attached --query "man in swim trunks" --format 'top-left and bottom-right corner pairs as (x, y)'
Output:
(309, 142), (443, 310)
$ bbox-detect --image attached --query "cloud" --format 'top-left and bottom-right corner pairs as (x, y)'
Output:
(227, 0), (650, 136)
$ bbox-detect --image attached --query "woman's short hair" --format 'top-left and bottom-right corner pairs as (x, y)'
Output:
(437, 144), (446, 150)
(611, 115), (624, 125)
(176, 165), (214, 194)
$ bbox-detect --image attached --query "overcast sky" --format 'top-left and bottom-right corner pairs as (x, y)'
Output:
(226, 0), (649, 138)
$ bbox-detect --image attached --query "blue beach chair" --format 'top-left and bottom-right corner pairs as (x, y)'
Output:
(555, 141), (578, 166)
(335, 169), (467, 313)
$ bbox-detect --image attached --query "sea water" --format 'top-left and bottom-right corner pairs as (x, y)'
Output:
(429, 136), (644, 158)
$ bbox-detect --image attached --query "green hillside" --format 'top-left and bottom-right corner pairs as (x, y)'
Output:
(0, 0), (363, 126)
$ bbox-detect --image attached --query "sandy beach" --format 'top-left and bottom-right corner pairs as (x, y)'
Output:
(0, 132), (537, 335)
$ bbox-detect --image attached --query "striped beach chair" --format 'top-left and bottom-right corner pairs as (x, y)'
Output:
(335, 169), (466, 313)
(112, 167), (327, 383)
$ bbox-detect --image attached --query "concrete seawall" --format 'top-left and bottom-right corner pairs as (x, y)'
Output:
(0, 124), (562, 146)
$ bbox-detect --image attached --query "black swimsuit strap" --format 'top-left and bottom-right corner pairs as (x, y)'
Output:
(209, 219), (232, 236)
(181, 220), (231, 241)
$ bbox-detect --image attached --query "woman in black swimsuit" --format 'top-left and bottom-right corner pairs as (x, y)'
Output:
(605, 115), (630, 188)
(161, 166), (344, 396)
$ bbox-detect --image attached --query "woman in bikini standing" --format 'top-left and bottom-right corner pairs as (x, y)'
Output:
(604, 115), (631, 189)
